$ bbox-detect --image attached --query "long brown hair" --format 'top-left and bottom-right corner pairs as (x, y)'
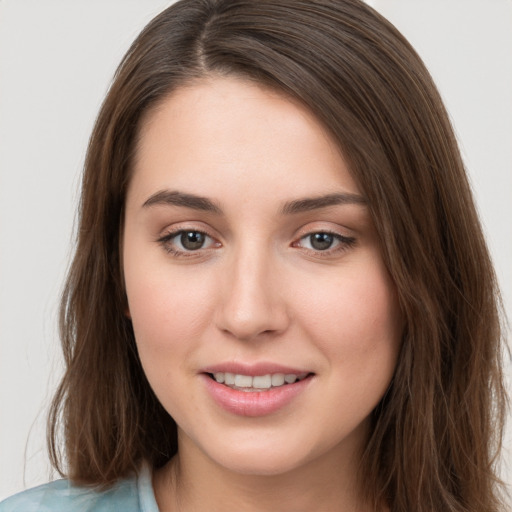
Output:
(48, 1), (508, 510)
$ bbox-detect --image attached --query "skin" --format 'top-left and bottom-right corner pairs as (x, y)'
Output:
(123, 76), (401, 511)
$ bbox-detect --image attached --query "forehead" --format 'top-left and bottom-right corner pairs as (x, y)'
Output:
(129, 76), (361, 209)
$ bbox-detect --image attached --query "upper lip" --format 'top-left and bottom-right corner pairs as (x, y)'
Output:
(202, 362), (313, 377)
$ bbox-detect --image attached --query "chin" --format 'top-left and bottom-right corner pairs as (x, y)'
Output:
(214, 449), (311, 477)
(194, 429), (332, 477)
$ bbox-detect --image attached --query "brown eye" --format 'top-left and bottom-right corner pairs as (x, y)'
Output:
(180, 231), (206, 250)
(294, 231), (356, 256)
(158, 229), (219, 256)
(308, 233), (334, 251)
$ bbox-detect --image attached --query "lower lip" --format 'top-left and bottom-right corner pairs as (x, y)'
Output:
(202, 374), (313, 417)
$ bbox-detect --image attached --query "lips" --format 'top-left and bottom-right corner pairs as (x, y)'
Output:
(201, 363), (314, 416)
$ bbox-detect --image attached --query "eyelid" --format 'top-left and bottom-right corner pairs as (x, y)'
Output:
(291, 224), (357, 256)
(156, 224), (221, 257)
(295, 231), (355, 248)
(155, 222), (356, 259)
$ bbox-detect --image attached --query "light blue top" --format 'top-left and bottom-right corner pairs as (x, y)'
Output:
(0, 463), (159, 512)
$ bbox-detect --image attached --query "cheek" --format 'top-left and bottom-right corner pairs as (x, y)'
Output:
(124, 271), (214, 419)
(298, 260), (401, 369)
(124, 262), (213, 359)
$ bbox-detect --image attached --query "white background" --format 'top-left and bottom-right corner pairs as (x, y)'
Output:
(1, 0), (510, 501)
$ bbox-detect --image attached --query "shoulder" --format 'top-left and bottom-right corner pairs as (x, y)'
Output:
(0, 479), (138, 512)
(0, 464), (158, 512)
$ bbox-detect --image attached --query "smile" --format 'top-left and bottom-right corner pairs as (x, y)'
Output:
(210, 372), (309, 391)
(202, 367), (314, 416)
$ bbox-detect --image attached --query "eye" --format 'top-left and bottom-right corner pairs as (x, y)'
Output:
(158, 229), (219, 255)
(303, 232), (337, 251)
(178, 231), (208, 250)
(294, 231), (356, 255)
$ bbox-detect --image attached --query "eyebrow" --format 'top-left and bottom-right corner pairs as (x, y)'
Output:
(281, 192), (367, 215)
(142, 190), (222, 213)
(142, 189), (366, 215)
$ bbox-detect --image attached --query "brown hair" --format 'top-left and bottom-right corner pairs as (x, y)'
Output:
(48, 0), (508, 510)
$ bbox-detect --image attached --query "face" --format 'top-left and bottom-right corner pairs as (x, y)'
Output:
(123, 76), (402, 477)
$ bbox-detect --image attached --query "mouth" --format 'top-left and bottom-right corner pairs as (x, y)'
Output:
(206, 371), (311, 392)
(202, 368), (315, 416)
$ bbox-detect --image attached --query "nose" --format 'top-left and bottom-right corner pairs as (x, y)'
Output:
(215, 245), (290, 341)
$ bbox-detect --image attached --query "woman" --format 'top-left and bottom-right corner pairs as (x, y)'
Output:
(1, 0), (508, 510)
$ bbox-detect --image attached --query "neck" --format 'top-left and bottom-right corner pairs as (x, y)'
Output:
(153, 431), (376, 512)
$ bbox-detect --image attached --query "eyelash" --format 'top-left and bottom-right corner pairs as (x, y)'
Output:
(157, 229), (218, 258)
(157, 228), (356, 258)
(294, 231), (356, 256)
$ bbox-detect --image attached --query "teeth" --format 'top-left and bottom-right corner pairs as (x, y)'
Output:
(234, 374), (253, 388)
(253, 375), (272, 388)
(211, 372), (307, 390)
(271, 373), (285, 386)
